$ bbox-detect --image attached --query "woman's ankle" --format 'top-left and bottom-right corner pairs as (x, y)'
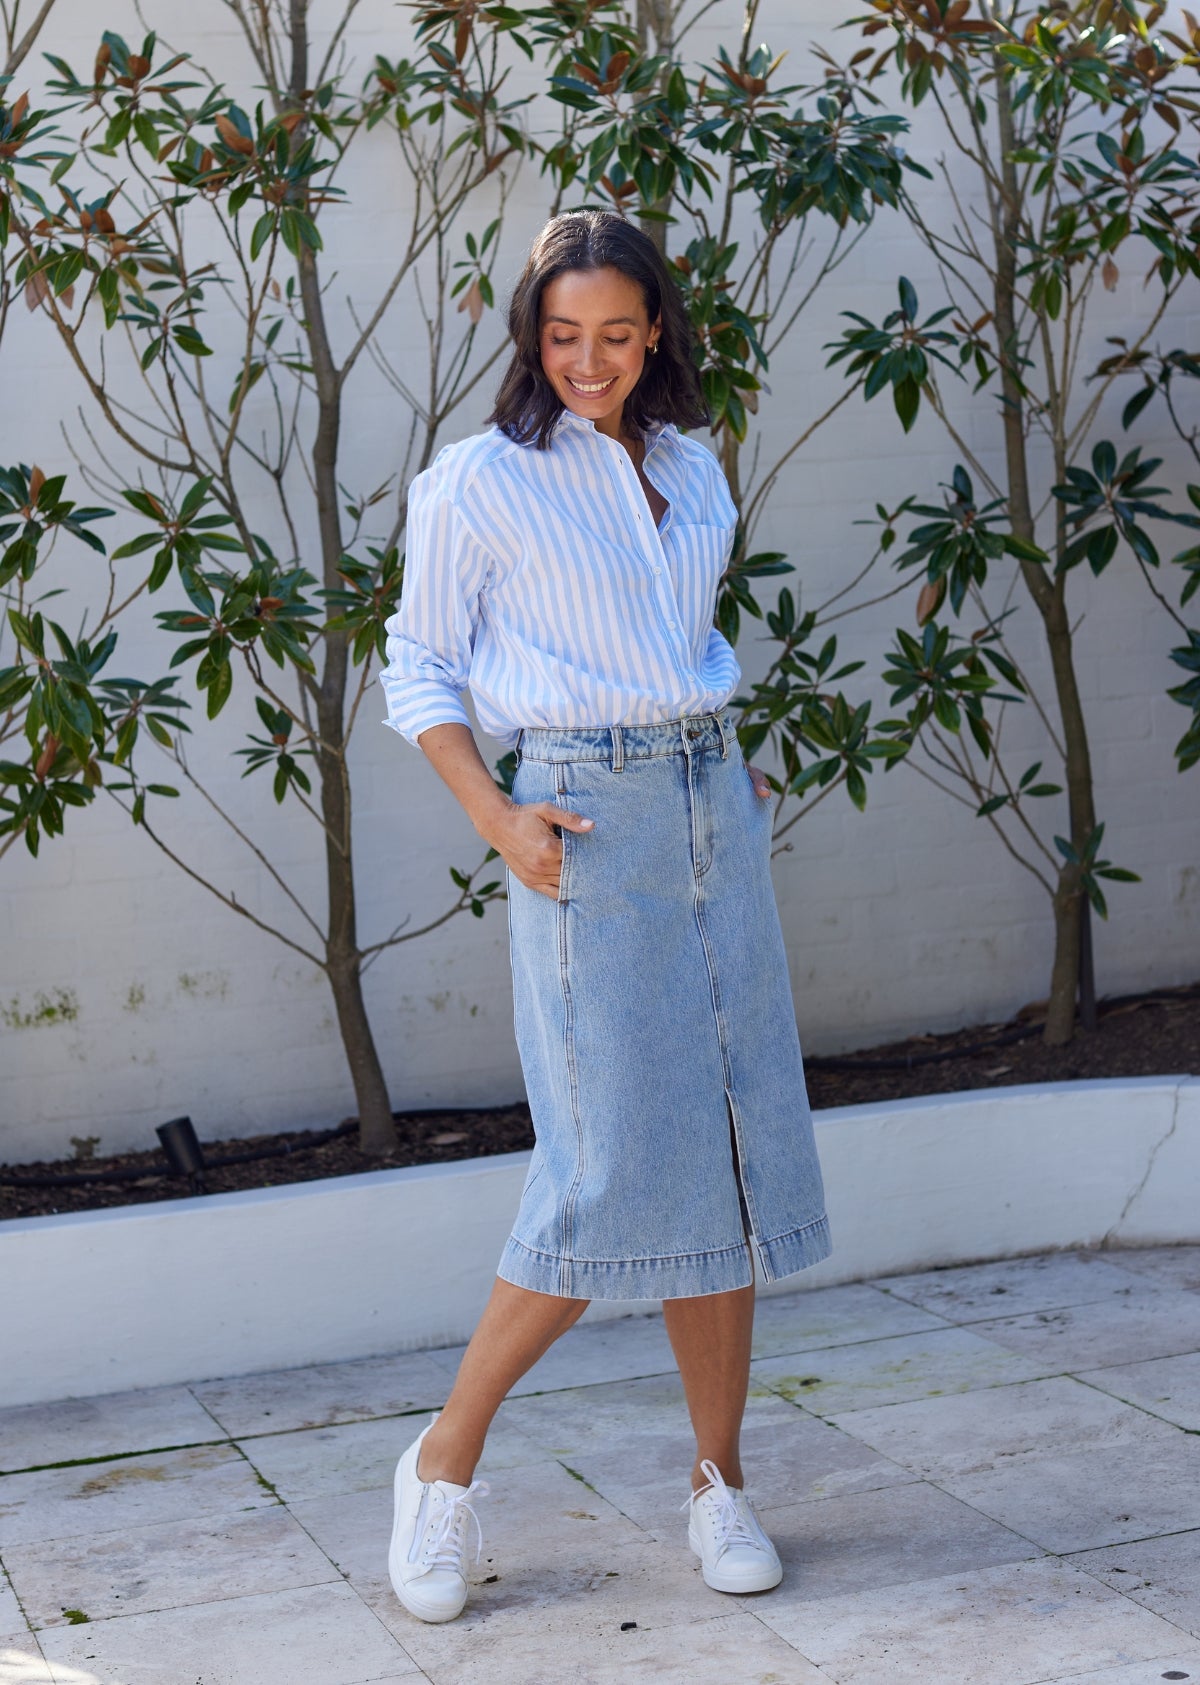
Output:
(416, 1420), (482, 1487)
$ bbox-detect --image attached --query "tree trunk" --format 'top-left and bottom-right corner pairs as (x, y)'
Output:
(290, 1), (396, 1153)
(993, 73), (1096, 1046)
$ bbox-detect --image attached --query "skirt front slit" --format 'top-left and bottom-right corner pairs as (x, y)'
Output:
(499, 712), (831, 1301)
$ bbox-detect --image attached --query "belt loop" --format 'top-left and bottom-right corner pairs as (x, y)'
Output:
(715, 711), (731, 759)
(514, 727), (525, 760)
(610, 723), (624, 773)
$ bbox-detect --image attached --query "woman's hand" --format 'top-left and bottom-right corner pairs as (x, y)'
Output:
(746, 763), (772, 800)
(486, 800), (595, 900)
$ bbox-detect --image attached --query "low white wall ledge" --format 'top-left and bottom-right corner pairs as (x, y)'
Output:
(3, 1077), (1197, 1408)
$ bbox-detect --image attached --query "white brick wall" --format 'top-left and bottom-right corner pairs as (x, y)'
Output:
(1, 0), (1196, 1160)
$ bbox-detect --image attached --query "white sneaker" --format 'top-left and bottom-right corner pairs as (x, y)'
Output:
(684, 1457), (783, 1593)
(388, 1415), (490, 1623)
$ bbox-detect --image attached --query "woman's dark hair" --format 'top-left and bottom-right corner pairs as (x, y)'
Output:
(487, 209), (709, 449)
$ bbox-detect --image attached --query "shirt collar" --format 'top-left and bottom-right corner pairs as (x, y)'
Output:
(553, 409), (673, 455)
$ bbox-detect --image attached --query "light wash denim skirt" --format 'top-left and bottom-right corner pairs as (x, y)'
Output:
(499, 711), (831, 1301)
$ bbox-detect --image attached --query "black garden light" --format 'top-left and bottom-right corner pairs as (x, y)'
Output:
(156, 1115), (208, 1195)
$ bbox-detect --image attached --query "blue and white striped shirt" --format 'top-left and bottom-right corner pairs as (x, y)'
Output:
(378, 409), (741, 752)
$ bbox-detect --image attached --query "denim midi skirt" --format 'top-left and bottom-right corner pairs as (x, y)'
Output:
(499, 711), (832, 1301)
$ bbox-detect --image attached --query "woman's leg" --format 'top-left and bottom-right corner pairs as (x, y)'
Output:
(662, 1284), (756, 1491)
(417, 1278), (589, 1485)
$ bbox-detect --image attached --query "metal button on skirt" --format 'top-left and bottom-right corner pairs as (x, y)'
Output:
(500, 712), (832, 1301)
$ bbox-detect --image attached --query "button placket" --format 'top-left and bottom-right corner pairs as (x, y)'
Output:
(611, 440), (685, 645)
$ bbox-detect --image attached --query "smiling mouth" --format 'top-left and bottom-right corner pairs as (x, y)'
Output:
(566, 375), (619, 396)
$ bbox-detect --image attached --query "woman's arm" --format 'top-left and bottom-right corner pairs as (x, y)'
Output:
(417, 722), (594, 901)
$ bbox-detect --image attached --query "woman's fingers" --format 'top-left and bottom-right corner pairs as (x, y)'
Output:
(501, 801), (591, 899)
(746, 762), (772, 799)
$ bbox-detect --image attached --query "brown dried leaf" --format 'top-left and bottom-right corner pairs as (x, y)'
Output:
(94, 207), (116, 235)
(456, 276), (484, 325)
(916, 578), (944, 624)
(34, 734), (58, 781)
(60, 283), (75, 310)
(215, 114), (254, 157)
(128, 54), (151, 79)
(10, 91), (29, 127)
(29, 466), (45, 502)
(1102, 255), (1119, 291)
(24, 269), (49, 311)
(455, 13), (471, 63)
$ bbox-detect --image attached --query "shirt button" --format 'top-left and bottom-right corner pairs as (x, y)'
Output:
(666, 621), (677, 630)
(652, 567), (662, 576)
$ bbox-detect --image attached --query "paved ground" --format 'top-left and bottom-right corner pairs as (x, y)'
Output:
(2, 1246), (1199, 1685)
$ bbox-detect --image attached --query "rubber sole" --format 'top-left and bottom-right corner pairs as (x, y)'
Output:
(689, 1530), (784, 1594)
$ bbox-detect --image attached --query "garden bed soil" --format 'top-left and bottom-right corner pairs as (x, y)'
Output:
(3, 981), (1197, 1222)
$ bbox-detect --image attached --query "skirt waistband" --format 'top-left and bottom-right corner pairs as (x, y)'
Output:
(516, 712), (734, 766)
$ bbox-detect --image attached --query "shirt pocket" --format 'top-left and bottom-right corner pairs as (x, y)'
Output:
(666, 520), (736, 591)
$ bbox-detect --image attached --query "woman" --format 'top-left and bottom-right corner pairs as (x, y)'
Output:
(378, 209), (830, 1624)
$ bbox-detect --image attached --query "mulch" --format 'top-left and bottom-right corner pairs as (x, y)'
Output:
(3, 980), (1196, 1222)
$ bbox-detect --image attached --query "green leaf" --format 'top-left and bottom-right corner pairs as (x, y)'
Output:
(206, 656), (232, 718)
(249, 211), (275, 262)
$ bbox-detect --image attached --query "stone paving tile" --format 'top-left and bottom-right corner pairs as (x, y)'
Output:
(0, 1632), (53, 1682)
(1080, 1351), (1200, 1433)
(503, 1373), (916, 1534)
(189, 1350), (454, 1438)
(876, 1251), (1149, 1325)
(732, 1479), (1038, 1604)
(426, 1311), (677, 1399)
(750, 1324), (1055, 1417)
(0, 1445), (274, 1549)
(756, 1556), (1191, 1685)
(1105, 1246), (1200, 1293)
(971, 1289), (1200, 1372)
(288, 1460), (726, 1676)
(1026, 1657), (1200, 1685)
(1067, 1529), (1200, 1639)
(35, 1582), (421, 1685)
(414, 1609), (833, 1684)
(0, 1388), (221, 1475)
(749, 1282), (950, 1359)
(939, 1430), (1200, 1554)
(4, 1506), (339, 1628)
(238, 1401), (542, 1507)
(827, 1375), (1176, 1480)
(0, 1567), (24, 1634)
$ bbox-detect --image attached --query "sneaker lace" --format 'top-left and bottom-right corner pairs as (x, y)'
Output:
(422, 1479), (490, 1573)
(681, 1458), (760, 1555)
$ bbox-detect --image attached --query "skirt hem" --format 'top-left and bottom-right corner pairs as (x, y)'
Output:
(497, 1233), (754, 1301)
(755, 1213), (834, 1284)
(496, 1213), (834, 1301)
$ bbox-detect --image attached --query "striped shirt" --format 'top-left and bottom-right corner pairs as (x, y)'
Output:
(378, 408), (741, 752)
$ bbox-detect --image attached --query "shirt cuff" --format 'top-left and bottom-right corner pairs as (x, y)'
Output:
(379, 681), (473, 748)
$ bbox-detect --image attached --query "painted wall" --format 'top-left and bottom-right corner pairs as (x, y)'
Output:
(2, 1), (1197, 1161)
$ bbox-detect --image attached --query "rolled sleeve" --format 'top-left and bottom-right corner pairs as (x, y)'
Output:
(379, 456), (494, 748)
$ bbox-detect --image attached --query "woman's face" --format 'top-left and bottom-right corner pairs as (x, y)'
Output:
(538, 265), (660, 439)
